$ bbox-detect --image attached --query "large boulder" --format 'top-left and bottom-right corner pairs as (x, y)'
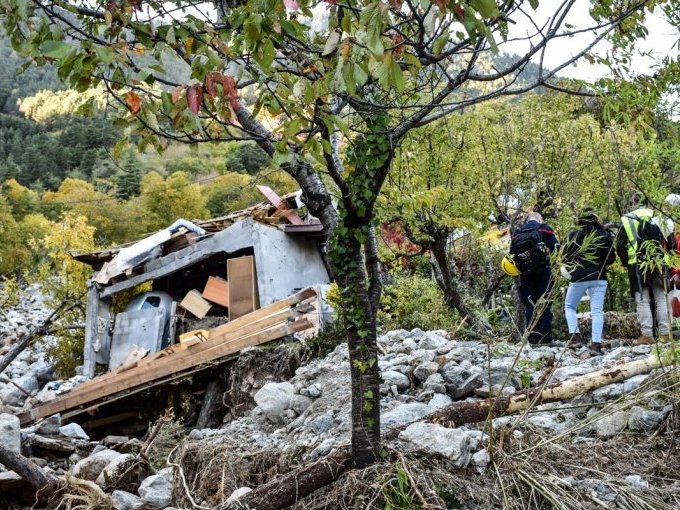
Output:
(72, 449), (124, 481)
(381, 371), (410, 390)
(138, 469), (173, 508)
(111, 490), (143, 510)
(59, 422), (90, 440)
(381, 403), (430, 429)
(0, 413), (20, 453)
(254, 382), (294, 422)
(35, 414), (61, 436)
(96, 453), (135, 487)
(418, 332), (447, 351)
(399, 422), (472, 468)
(0, 375), (39, 406)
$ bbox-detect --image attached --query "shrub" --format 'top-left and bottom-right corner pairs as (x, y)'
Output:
(379, 272), (458, 331)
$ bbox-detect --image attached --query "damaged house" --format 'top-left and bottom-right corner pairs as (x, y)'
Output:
(20, 187), (331, 429)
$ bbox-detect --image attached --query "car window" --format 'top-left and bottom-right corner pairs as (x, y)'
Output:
(141, 296), (161, 309)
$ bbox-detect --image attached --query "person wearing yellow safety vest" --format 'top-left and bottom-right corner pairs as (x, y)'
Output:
(616, 199), (674, 345)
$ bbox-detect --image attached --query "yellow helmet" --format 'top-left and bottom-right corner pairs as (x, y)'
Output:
(502, 256), (520, 277)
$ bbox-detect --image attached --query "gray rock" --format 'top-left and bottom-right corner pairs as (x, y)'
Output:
(622, 375), (648, 393)
(96, 453), (134, 486)
(0, 375), (39, 405)
(310, 415), (335, 435)
(0, 413), (21, 453)
(382, 403), (431, 429)
(111, 490), (143, 510)
(36, 414), (61, 436)
(594, 411), (628, 438)
(409, 349), (436, 365)
(472, 448), (490, 473)
(419, 332), (447, 351)
(103, 435), (130, 446)
(428, 393), (453, 409)
(289, 394), (312, 415)
(441, 364), (483, 399)
(227, 487), (252, 503)
(527, 414), (558, 432)
(413, 362), (439, 382)
(307, 383), (322, 398)
(59, 422), (89, 440)
(72, 449), (123, 481)
(381, 371), (410, 390)
(552, 365), (597, 382)
(311, 438), (335, 458)
(399, 423), (472, 467)
(627, 406), (664, 432)
(138, 473), (173, 508)
(423, 373), (446, 393)
(254, 382), (294, 422)
(27, 359), (55, 382)
(624, 475), (649, 491)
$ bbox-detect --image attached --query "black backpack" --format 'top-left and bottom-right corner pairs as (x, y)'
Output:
(510, 225), (549, 275)
(626, 213), (665, 270)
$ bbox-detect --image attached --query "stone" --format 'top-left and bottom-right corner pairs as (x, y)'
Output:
(624, 475), (649, 491)
(226, 487), (253, 503)
(310, 415), (335, 435)
(382, 403), (431, 429)
(428, 393), (453, 409)
(527, 414), (558, 432)
(289, 395), (313, 415)
(419, 332), (447, 351)
(0, 375), (39, 405)
(96, 453), (134, 486)
(72, 449), (123, 481)
(472, 448), (490, 473)
(307, 383), (322, 398)
(30, 435), (76, 454)
(111, 490), (143, 510)
(552, 365), (597, 382)
(138, 473), (173, 508)
(103, 435), (130, 446)
(441, 364), (483, 399)
(59, 422), (90, 440)
(311, 438), (335, 459)
(381, 371), (410, 390)
(627, 406), (664, 432)
(594, 411), (628, 438)
(254, 382), (294, 422)
(413, 362), (439, 382)
(0, 413), (20, 453)
(423, 373), (446, 393)
(36, 414), (61, 436)
(27, 359), (55, 382)
(399, 423), (472, 468)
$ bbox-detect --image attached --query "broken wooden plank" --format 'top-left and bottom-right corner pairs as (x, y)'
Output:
(24, 318), (312, 423)
(180, 290), (212, 319)
(256, 185), (305, 225)
(202, 276), (229, 308)
(228, 255), (257, 320)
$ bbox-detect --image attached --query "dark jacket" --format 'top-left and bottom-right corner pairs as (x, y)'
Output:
(564, 226), (615, 282)
(510, 220), (559, 276)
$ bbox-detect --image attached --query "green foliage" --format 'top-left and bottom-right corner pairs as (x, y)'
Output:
(140, 171), (209, 229)
(379, 272), (458, 332)
(224, 142), (272, 175)
(381, 464), (417, 510)
(113, 150), (143, 200)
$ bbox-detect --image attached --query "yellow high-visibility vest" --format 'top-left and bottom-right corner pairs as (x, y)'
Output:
(621, 208), (663, 265)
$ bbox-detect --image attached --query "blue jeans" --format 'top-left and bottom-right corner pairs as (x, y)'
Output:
(564, 280), (608, 343)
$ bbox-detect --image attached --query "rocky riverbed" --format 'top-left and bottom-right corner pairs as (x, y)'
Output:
(0, 289), (678, 509)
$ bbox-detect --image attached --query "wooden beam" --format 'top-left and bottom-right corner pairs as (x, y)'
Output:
(25, 319), (312, 422)
(82, 284), (99, 378)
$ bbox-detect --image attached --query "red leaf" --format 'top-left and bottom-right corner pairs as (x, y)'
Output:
(392, 33), (405, 58)
(455, 3), (465, 18)
(186, 85), (203, 114)
(324, 0), (337, 4)
(124, 91), (142, 115)
(434, 0), (450, 13)
(205, 72), (218, 98)
(283, 0), (300, 11)
(171, 86), (184, 104)
(220, 75), (240, 112)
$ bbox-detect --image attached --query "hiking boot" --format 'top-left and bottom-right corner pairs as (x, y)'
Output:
(588, 342), (604, 355)
(632, 335), (655, 346)
(569, 332), (585, 345)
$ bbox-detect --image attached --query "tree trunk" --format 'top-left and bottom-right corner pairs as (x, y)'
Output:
(511, 278), (525, 342)
(430, 240), (489, 335)
(0, 444), (56, 490)
(332, 235), (381, 468)
(217, 353), (665, 510)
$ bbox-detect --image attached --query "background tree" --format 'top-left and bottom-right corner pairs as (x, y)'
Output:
(3, 0), (675, 466)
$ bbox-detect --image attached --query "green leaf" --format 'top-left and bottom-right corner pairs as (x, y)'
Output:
(472, 0), (500, 18)
(39, 40), (71, 60)
(392, 61), (405, 92)
(261, 38), (275, 71)
(433, 34), (448, 56)
(166, 26), (176, 45)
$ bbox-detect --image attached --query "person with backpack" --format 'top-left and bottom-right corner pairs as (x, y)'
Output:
(562, 209), (616, 354)
(616, 197), (674, 345)
(509, 212), (559, 345)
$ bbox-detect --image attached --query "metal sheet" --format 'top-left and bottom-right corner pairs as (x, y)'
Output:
(109, 308), (165, 370)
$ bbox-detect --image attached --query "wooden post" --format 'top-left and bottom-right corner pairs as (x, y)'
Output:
(83, 283), (100, 378)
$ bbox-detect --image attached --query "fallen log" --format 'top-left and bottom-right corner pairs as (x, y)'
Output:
(220, 352), (667, 510)
(0, 444), (56, 490)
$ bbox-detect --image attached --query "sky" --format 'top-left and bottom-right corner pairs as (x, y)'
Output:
(504, 0), (679, 81)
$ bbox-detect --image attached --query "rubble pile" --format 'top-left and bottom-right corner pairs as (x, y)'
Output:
(0, 289), (677, 509)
